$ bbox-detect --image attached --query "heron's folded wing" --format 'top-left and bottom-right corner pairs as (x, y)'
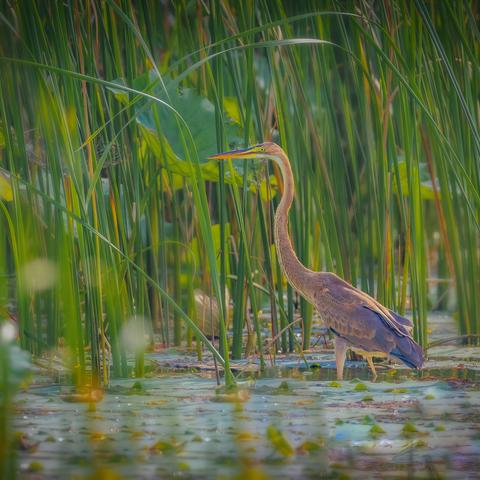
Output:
(388, 309), (414, 331)
(322, 274), (412, 339)
(329, 305), (398, 353)
(362, 305), (410, 337)
(326, 307), (377, 340)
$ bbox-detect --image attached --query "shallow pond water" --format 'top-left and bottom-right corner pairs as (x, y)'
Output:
(11, 314), (480, 479)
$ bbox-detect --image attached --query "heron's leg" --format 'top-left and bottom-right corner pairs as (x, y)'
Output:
(366, 355), (377, 381)
(334, 337), (348, 380)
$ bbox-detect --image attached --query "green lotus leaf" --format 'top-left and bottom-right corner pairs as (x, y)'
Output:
(109, 72), (276, 198)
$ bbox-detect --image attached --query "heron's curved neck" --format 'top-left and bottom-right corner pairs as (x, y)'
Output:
(271, 150), (314, 294)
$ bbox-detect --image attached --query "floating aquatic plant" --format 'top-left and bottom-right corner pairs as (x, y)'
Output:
(369, 424), (386, 437)
(266, 425), (294, 457)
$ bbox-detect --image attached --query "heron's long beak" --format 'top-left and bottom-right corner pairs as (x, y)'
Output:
(208, 146), (259, 160)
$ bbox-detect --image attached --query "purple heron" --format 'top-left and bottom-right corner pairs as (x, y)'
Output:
(209, 142), (424, 380)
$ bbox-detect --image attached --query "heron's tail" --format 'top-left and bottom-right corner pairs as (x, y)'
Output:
(390, 336), (425, 369)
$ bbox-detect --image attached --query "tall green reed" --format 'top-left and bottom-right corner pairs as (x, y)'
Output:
(0, 0), (478, 393)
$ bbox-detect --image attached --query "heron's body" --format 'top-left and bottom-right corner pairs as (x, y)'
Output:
(209, 142), (424, 379)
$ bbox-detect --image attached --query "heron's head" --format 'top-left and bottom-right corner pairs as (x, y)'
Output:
(208, 142), (280, 160)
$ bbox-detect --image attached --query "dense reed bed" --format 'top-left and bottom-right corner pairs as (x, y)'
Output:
(0, 0), (478, 393)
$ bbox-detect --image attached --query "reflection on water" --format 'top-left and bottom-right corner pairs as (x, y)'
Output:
(13, 366), (480, 479)
(12, 314), (480, 479)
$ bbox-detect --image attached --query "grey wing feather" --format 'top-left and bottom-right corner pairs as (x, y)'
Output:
(329, 306), (395, 353)
(322, 273), (412, 338)
(388, 309), (414, 331)
(362, 305), (409, 338)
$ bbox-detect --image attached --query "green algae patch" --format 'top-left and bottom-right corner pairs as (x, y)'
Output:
(354, 383), (368, 392)
(297, 440), (324, 454)
(150, 439), (184, 454)
(266, 425), (294, 457)
(28, 461), (44, 473)
(255, 380), (297, 396)
(131, 381), (145, 392)
(414, 440), (428, 448)
(362, 415), (374, 425)
(328, 381), (342, 388)
(387, 388), (409, 394)
(369, 424), (386, 437)
(402, 422), (419, 436)
(276, 381), (291, 393)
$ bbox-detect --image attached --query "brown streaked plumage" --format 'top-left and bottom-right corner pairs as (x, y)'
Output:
(209, 142), (424, 380)
(193, 288), (231, 339)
